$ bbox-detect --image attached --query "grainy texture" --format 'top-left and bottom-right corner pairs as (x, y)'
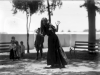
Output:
(0, 47), (100, 75)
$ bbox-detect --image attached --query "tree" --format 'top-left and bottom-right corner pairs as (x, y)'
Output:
(12, 0), (62, 53)
(39, 0), (62, 23)
(39, 0), (62, 31)
(12, 0), (43, 53)
(80, 0), (100, 51)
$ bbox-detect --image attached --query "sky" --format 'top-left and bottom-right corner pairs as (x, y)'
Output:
(0, 0), (100, 34)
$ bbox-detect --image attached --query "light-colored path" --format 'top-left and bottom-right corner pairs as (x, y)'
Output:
(0, 47), (100, 75)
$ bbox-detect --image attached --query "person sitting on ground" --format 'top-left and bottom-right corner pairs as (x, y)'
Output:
(20, 41), (25, 58)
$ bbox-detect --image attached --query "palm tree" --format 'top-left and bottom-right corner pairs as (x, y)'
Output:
(80, 0), (100, 51)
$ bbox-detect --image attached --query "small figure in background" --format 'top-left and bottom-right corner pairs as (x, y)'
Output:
(9, 36), (17, 61)
(9, 41), (16, 61)
(15, 41), (21, 60)
(20, 41), (25, 58)
(11, 36), (16, 44)
(96, 38), (100, 51)
(35, 28), (44, 60)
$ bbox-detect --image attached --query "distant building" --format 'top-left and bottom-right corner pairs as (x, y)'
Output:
(68, 30), (71, 32)
(61, 30), (64, 32)
(0, 32), (8, 34)
(83, 29), (88, 32)
(83, 29), (97, 32)
(97, 30), (100, 32)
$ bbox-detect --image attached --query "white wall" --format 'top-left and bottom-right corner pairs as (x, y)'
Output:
(0, 33), (100, 49)
(0, 34), (34, 49)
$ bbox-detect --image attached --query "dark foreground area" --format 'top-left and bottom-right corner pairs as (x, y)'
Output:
(0, 47), (100, 75)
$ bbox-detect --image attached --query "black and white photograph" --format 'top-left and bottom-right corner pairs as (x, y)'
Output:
(0, 0), (100, 75)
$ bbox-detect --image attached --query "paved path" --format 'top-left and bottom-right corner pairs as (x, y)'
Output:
(25, 47), (70, 53)
(0, 47), (100, 75)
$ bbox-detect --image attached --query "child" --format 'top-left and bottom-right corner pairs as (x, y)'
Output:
(20, 41), (25, 58)
(11, 36), (16, 44)
(9, 41), (16, 60)
(35, 28), (44, 60)
(15, 41), (21, 60)
(97, 39), (100, 51)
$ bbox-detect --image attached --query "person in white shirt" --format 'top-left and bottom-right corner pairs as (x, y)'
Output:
(9, 41), (16, 60)
(15, 41), (21, 59)
(96, 38), (100, 50)
(20, 41), (25, 58)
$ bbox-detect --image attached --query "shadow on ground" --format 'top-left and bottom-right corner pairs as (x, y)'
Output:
(0, 50), (100, 65)
(0, 49), (100, 75)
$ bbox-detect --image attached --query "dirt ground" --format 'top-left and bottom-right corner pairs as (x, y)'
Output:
(0, 47), (100, 75)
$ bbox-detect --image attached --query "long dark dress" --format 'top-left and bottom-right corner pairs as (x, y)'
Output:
(10, 40), (17, 60)
(45, 26), (68, 66)
(9, 45), (16, 60)
(10, 49), (14, 59)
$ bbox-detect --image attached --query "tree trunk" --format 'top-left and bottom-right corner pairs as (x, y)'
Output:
(27, 15), (32, 53)
(26, 13), (30, 53)
(56, 25), (59, 32)
(27, 32), (30, 53)
(47, 0), (51, 23)
(88, 7), (96, 51)
(29, 15), (31, 31)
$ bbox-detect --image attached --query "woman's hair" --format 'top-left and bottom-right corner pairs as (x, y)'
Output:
(40, 17), (48, 36)
(40, 17), (56, 35)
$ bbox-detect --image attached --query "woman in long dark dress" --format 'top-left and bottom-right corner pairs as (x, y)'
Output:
(41, 18), (69, 68)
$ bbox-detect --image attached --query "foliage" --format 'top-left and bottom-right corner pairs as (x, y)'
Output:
(80, 0), (100, 13)
(12, 0), (43, 15)
(39, 0), (62, 15)
(12, 0), (62, 15)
